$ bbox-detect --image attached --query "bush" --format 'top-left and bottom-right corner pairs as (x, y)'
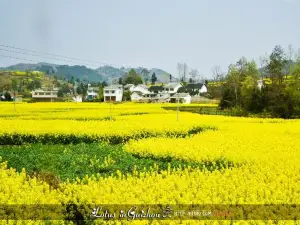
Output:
(231, 106), (249, 117)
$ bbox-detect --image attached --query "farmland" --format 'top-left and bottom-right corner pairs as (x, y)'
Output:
(0, 102), (300, 224)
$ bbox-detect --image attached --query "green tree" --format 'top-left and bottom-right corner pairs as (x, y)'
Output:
(124, 69), (143, 85)
(267, 45), (288, 84)
(123, 90), (132, 101)
(151, 72), (157, 85)
(118, 77), (123, 85)
(98, 85), (104, 102)
(141, 68), (150, 84)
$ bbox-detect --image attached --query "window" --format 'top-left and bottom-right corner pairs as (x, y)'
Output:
(105, 90), (109, 94)
(111, 90), (115, 94)
(170, 88), (174, 91)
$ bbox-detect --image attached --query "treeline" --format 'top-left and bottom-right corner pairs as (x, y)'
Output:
(219, 45), (300, 118)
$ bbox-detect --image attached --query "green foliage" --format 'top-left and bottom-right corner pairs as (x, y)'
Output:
(0, 125), (210, 145)
(0, 143), (229, 182)
(124, 69), (143, 85)
(151, 72), (157, 85)
(122, 90), (132, 101)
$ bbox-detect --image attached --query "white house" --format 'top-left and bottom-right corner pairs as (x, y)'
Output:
(151, 93), (170, 103)
(31, 88), (58, 102)
(170, 93), (191, 104)
(131, 92), (143, 102)
(162, 83), (182, 94)
(185, 83), (208, 94)
(124, 84), (135, 91)
(104, 85), (123, 102)
(130, 84), (149, 94)
(87, 86), (98, 100)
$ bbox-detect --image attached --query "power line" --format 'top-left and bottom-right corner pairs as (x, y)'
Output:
(0, 48), (101, 68)
(0, 54), (38, 63)
(0, 44), (114, 67)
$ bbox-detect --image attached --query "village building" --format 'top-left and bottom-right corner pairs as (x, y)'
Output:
(104, 85), (123, 102)
(162, 83), (182, 94)
(170, 93), (192, 104)
(124, 84), (135, 91)
(149, 85), (164, 94)
(86, 86), (99, 100)
(31, 88), (58, 102)
(180, 83), (208, 94)
(151, 93), (170, 103)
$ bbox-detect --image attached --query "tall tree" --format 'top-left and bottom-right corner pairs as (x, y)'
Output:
(267, 45), (288, 84)
(177, 63), (184, 81)
(212, 66), (224, 82)
(141, 68), (150, 84)
(151, 72), (157, 85)
(189, 69), (199, 83)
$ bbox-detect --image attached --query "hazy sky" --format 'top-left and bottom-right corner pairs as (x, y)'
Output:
(0, 0), (300, 78)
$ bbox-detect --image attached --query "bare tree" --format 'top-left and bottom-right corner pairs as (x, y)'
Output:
(177, 63), (184, 81)
(189, 69), (199, 83)
(212, 66), (224, 82)
(259, 53), (269, 80)
(286, 44), (294, 78)
(183, 63), (188, 82)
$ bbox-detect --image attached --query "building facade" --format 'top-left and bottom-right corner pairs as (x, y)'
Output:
(104, 85), (123, 102)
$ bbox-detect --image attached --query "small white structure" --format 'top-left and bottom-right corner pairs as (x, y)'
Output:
(73, 96), (82, 102)
(257, 80), (264, 90)
(104, 85), (123, 102)
(31, 89), (58, 102)
(170, 93), (191, 104)
(131, 91), (143, 102)
(87, 86), (98, 100)
(163, 83), (182, 94)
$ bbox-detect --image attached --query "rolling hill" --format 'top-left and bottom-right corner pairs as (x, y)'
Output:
(0, 63), (176, 84)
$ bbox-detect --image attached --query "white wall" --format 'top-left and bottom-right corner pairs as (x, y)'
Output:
(131, 92), (142, 101)
(200, 85), (208, 93)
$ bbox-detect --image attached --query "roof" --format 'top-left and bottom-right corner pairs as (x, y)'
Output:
(136, 84), (148, 89)
(131, 91), (143, 96)
(124, 84), (134, 88)
(170, 93), (191, 98)
(104, 85), (123, 90)
(186, 83), (205, 89)
(149, 86), (164, 92)
(164, 83), (182, 88)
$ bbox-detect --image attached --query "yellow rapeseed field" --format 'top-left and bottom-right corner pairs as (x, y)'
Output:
(0, 102), (299, 224)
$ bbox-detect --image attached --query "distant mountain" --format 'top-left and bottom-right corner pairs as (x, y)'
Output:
(0, 63), (176, 83)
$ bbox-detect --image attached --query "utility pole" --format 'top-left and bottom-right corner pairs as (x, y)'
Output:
(13, 90), (16, 112)
(176, 98), (179, 121)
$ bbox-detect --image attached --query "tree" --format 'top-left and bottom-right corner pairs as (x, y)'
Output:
(267, 45), (288, 84)
(141, 68), (150, 84)
(98, 85), (104, 102)
(151, 72), (157, 85)
(220, 58), (259, 109)
(169, 74), (172, 83)
(259, 53), (269, 80)
(212, 66), (224, 81)
(189, 69), (199, 83)
(118, 77), (123, 85)
(183, 63), (188, 82)
(124, 69), (143, 85)
(123, 90), (132, 101)
(177, 63), (184, 82)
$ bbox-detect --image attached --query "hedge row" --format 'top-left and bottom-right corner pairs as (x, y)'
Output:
(0, 126), (215, 145)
